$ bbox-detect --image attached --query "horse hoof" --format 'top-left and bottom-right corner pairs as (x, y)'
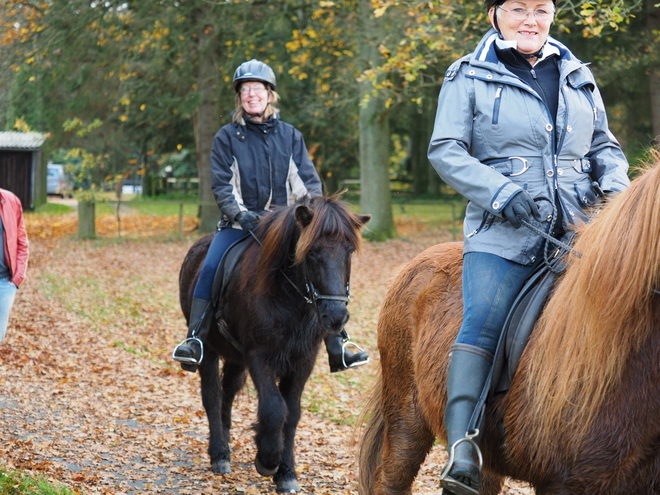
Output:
(255, 457), (278, 477)
(212, 459), (231, 474)
(276, 479), (300, 493)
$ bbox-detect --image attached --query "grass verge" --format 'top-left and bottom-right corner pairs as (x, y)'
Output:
(0, 468), (76, 495)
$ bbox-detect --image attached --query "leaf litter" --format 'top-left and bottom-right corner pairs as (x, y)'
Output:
(0, 212), (533, 494)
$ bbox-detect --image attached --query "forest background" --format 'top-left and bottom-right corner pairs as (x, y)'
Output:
(1, 0), (658, 239)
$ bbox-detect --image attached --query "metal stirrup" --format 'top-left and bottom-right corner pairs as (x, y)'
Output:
(341, 340), (369, 369)
(439, 430), (484, 481)
(172, 337), (204, 365)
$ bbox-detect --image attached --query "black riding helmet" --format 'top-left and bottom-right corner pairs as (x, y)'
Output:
(233, 59), (277, 92)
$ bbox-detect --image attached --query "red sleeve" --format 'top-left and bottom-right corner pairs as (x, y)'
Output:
(12, 201), (28, 287)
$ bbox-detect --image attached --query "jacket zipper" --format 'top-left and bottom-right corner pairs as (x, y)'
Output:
(492, 86), (503, 125)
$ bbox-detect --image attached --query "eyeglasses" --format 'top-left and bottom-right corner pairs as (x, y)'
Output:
(498, 6), (555, 21)
(240, 85), (267, 95)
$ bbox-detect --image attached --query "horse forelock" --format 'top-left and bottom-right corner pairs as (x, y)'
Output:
(294, 196), (363, 265)
(254, 205), (300, 296)
(248, 196), (363, 297)
(514, 161), (660, 464)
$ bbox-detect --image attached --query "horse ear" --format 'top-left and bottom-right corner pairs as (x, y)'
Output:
(357, 214), (371, 227)
(294, 205), (314, 228)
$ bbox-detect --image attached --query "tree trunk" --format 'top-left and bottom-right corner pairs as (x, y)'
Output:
(194, 9), (222, 233)
(410, 93), (438, 195)
(78, 198), (96, 239)
(357, 0), (396, 240)
(648, 0), (660, 146)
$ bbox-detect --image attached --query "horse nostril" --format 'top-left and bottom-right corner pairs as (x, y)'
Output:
(319, 304), (349, 330)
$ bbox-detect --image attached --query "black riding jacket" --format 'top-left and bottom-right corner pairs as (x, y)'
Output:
(210, 114), (322, 224)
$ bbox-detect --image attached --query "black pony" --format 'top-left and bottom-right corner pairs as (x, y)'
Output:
(179, 194), (370, 493)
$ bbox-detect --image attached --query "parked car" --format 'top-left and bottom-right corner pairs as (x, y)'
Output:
(47, 164), (74, 198)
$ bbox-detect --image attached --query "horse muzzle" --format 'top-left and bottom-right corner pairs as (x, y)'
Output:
(317, 301), (349, 333)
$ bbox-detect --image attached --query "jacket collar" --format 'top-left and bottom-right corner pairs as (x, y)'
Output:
(474, 29), (568, 65)
(471, 29), (589, 82)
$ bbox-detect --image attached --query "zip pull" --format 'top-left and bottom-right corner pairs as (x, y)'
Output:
(593, 107), (597, 121)
(530, 69), (537, 80)
(495, 87), (502, 99)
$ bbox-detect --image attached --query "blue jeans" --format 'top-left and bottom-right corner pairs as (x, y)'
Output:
(0, 276), (17, 344)
(456, 252), (541, 355)
(193, 228), (249, 301)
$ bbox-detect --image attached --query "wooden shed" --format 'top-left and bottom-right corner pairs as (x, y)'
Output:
(0, 131), (47, 210)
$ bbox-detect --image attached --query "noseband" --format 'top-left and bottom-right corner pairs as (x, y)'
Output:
(304, 280), (350, 305)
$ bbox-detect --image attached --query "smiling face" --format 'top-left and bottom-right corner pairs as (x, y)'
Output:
(239, 81), (272, 119)
(489, 0), (554, 57)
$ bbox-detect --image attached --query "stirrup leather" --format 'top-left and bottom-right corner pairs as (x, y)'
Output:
(439, 431), (483, 495)
(172, 337), (204, 365)
(341, 339), (369, 368)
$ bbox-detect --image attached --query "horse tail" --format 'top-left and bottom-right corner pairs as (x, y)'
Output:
(357, 368), (385, 495)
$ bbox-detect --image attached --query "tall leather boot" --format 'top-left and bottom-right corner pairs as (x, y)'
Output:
(440, 343), (493, 495)
(325, 329), (369, 373)
(172, 298), (213, 372)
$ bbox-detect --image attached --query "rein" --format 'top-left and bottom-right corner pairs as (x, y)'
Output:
(247, 229), (350, 306)
(520, 219), (582, 259)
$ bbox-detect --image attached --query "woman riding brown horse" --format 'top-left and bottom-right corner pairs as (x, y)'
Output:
(359, 160), (660, 494)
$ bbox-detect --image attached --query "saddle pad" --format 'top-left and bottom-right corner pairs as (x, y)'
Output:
(211, 233), (252, 304)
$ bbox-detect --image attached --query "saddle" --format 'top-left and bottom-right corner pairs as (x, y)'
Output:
(209, 232), (252, 353)
(489, 230), (578, 396)
(466, 232), (577, 443)
(211, 233), (252, 303)
(490, 261), (559, 394)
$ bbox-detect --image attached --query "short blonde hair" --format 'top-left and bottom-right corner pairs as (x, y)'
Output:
(232, 88), (280, 125)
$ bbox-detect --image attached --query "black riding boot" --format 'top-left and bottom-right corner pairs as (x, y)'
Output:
(325, 329), (369, 373)
(441, 343), (493, 495)
(172, 298), (213, 372)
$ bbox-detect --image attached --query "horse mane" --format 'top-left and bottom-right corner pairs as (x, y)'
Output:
(516, 160), (660, 459)
(253, 193), (364, 297)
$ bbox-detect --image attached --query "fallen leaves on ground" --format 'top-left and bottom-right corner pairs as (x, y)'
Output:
(0, 215), (533, 494)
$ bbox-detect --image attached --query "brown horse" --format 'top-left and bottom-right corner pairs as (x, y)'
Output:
(358, 162), (660, 494)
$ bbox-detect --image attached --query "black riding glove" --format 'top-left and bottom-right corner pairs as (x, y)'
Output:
(235, 211), (259, 231)
(502, 191), (542, 229)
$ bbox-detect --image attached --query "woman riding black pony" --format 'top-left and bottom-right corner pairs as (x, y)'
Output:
(172, 59), (369, 376)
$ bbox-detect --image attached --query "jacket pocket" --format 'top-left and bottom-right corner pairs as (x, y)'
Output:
(574, 182), (598, 208)
(466, 210), (494, 238)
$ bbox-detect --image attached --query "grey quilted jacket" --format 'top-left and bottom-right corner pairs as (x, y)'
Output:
(428, 29), (629, 264)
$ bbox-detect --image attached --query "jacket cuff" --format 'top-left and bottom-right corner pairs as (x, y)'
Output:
(490, 182), (522, 216)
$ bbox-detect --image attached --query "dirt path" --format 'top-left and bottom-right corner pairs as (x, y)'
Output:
(0, 227), (532, 494)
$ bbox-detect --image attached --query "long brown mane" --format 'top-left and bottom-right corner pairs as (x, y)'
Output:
(253, 194), (364, 297)
(515, 162), (660, 462)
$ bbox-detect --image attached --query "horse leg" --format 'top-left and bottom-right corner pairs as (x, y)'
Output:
(220, 361), (247, 449)
(249, 360), (287, 478)
(198, 351), (232, 474)
(271, 369), (313, 493)
(480, 472), (504, 495)
(375, 403), (435, 495)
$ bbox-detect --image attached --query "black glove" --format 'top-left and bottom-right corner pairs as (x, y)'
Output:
(502, 191), (541, 229)
(235, 211), (259, 231)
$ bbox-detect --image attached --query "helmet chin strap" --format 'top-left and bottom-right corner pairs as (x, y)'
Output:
(245, 104), (269, 119)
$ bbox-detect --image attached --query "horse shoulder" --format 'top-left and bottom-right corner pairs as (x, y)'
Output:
(377, 241), (464, 442)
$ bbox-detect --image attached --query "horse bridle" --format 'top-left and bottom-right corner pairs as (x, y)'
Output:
(248, 230), (351, 306)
